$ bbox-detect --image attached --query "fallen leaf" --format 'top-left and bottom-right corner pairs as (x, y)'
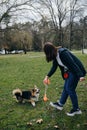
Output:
(36, 119), (43, 124)
(54, 125), (59, 129)
(84, 123), (87, 126)
(27, 122), (32, 126)
(77, 124), (80, 128)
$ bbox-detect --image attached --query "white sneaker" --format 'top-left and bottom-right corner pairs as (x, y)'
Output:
(66, 108), (82, 116)
(50, 102), (63, 110)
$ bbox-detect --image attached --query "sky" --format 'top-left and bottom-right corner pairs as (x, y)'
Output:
(0, 0), (87, 29)
(14, 0), (87, 23)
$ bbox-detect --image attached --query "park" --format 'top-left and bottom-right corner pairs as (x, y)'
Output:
(0, 0), (87, 129)
(0, 52), (87, 130)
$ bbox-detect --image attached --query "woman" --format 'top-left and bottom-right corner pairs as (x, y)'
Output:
(43, 42), (86, 116)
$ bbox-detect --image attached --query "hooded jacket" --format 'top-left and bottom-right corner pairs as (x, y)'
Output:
(47, 48), (86, 79)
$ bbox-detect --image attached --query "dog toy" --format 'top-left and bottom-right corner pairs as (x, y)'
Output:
(43, 79), (50, 102)
(43, 94), (48, 102)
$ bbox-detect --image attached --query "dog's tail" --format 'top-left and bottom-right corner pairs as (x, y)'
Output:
(12, 88), (22, 96)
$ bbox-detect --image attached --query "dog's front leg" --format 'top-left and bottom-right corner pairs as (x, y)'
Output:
(31, 100), (35, 107)
(36, 95), (39, 101)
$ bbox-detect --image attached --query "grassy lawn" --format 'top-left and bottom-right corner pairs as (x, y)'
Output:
(0, 52), (87, 130)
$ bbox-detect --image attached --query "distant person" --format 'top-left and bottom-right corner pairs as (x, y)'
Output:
(43, 42), (86, 116)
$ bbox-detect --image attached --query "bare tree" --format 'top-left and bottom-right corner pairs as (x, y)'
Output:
(34, 0), (69, 45)
(69, 0), (86, 50)
(0, 0), (36, 27)
(79, 16), (87, 54)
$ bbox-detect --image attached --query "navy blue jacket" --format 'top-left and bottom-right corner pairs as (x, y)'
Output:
(47, 48), (86, 79)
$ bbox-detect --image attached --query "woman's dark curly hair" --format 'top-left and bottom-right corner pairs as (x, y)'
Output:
(43, 42), (58, 62)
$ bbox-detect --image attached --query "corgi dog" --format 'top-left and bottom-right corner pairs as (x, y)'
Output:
(12, 85), (40, 107)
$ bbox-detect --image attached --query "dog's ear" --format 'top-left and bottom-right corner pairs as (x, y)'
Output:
(34, 85), (37, 89)
(31, 89), (36, 96)
(32, 89), (35, 92)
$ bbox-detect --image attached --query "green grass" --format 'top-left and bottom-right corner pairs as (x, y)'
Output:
(0, 52), (87, 130)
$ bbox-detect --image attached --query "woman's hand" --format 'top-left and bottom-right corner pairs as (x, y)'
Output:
(43, 76), (50, 85)
(79, 77), (85, 82)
